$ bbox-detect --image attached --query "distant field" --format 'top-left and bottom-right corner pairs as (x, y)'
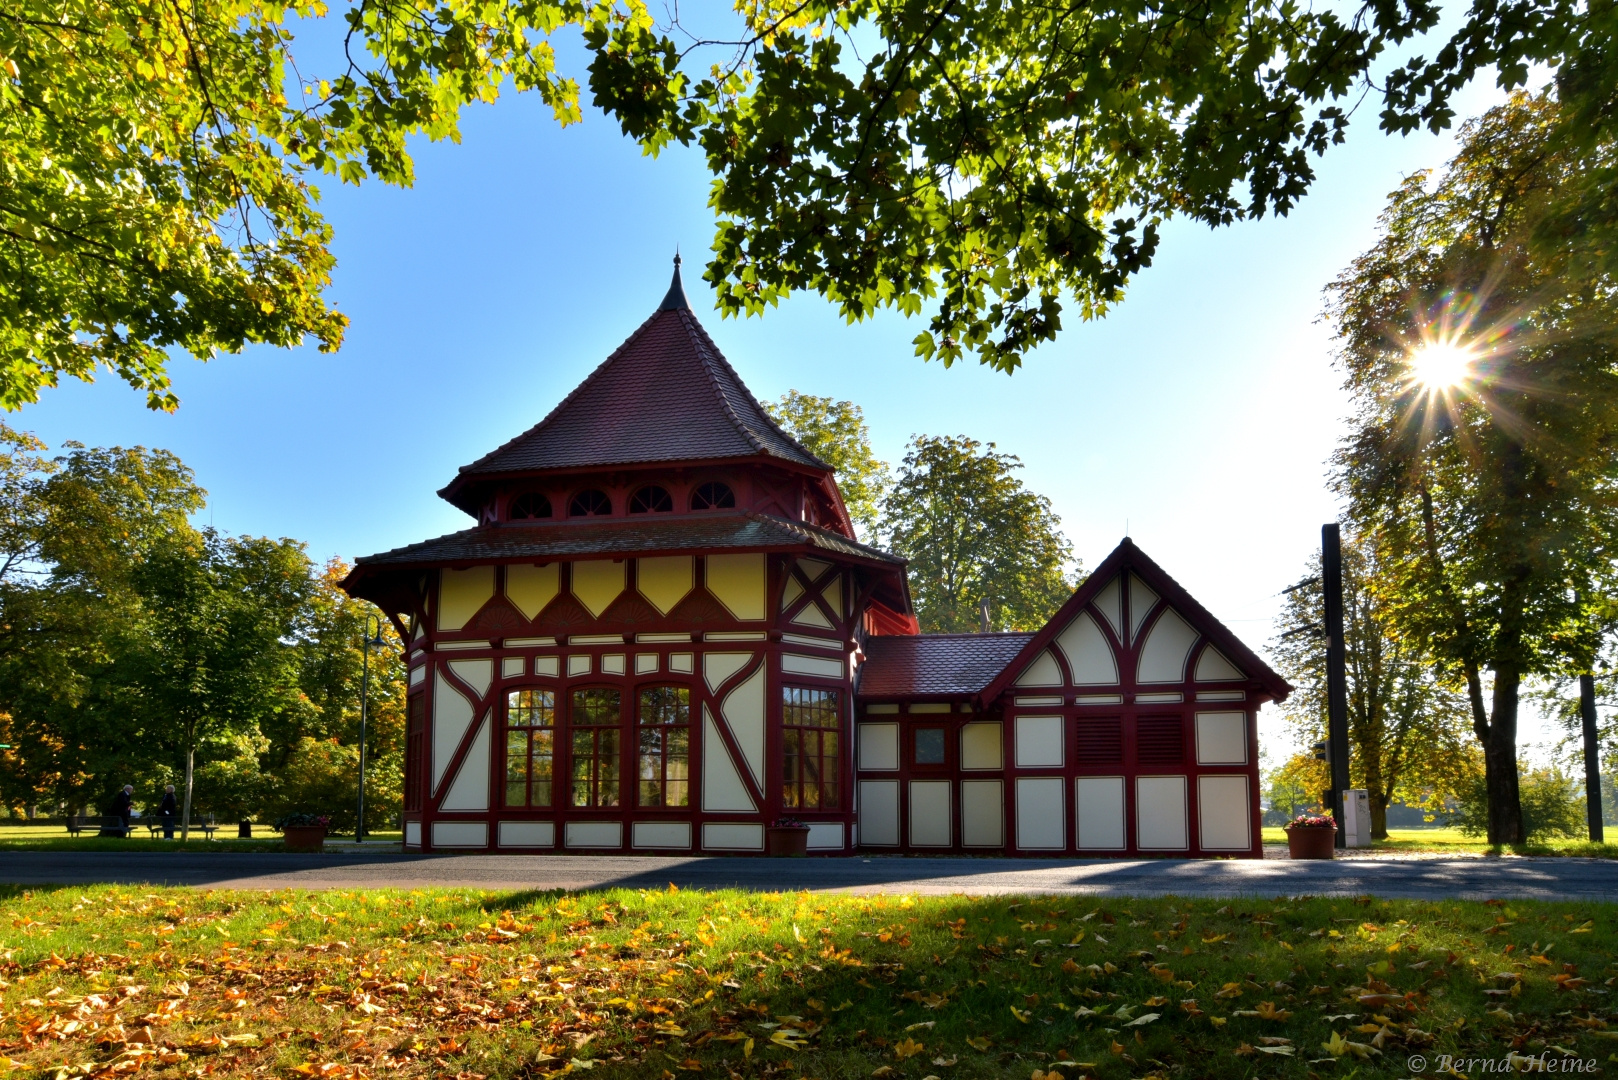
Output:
(0, 824), (403, 851)
(1261, 824), (1618, 857)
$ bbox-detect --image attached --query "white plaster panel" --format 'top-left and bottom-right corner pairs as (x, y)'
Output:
(1092, 575), (1124, 641)
(789, 602), (835, 630)
(823, 573), (843, 617)
(722, 664), (767, 788)
(780, 574), (805, 611)
(1075, 776), (1126, 850)
(797, 558), (832, 583)
(1198, 775), (1252, 851)
(706, 554), (766, 620)
(439, 717), (490, 811)
(960, 780), (1004, 847)
(1136, 775), (1189, 850)
(1128, 574), (1159, 643)
(571, 560), (624, 618)
(438, 566), (495, 631)
(404, 821), (421, 847)
(1195, 711), (1248, 765)
(702, 823), (764, 850)
(498, 821), (554, 848)
(431, 821), (487, 848)
(632, 822), (692, 849)
(909, 781), (951, 847)
(960, 722), (1004, 770)
(566, 655), (592, 677)
(505, 563), (559, 620)
(1015, 715), (1064, 768)
(782, 652), (843, 679)
(670, 653), (693, 674)
(806, 822), (844, 850)
(637, 555), (693, 615)
(635, 653), (660, 675)
(432, 672), (475, 792)
(534, 655), (560, 677)
(858, 780), (900, 846)
(601, 653), (626, 675)
(703, 651), (753, 693)
(1056, 610), (1119, 685)
(565, 822), (623, 849)
(1016, 777), (1066, 850)
(858, 723), (900, 770)
(410, 665), (426, 687)
(1014, 648), (1064, 687)
(502, 657), (525, 679)
(1195, 646), (1245, 682)
(448, 658), (493, 700)
(1137, 608), (1199, 684)
(701, 708), (756, 812)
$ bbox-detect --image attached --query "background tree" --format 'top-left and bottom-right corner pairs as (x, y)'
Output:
(1329, 93), (1618, 844)
(1271, 536), (1480, 837)
(882, 435), (1075, 633)
(763, 392), (889, 541)
(6, 0), (1612, 403)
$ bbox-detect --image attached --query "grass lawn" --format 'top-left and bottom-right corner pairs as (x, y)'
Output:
(2, 887), (1615, 1079)
(1259, 825), (1618, 858)
(0, 828), (405, 853)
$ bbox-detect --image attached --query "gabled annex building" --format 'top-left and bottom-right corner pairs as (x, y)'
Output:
(343, 261), (1291, 857)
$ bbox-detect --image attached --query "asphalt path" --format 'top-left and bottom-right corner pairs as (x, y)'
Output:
(1, 851), (1615, 901)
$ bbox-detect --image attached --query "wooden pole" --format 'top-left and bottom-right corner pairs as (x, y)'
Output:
(1580, 674), (1605, 843)
(1322, 524), (1351, 849)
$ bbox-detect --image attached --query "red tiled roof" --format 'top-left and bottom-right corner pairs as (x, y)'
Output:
(858, 632), (1037, 699)
(349, 512), (902, 570)
(443, 265), (826, 493)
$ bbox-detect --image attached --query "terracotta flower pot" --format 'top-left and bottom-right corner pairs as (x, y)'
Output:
(1286, 825), (1337, 860)
(766, 826), (810, 857)
(284, 825), (327, 852)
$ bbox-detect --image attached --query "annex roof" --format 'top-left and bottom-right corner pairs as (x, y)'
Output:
(440, 259), (827, 509)
(858, 632), (1037, 699)
(348, 512), (902, 571)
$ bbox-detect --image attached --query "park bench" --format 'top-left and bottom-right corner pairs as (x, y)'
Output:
(143, 816), (219, 839)
(63, 815), (132, 837)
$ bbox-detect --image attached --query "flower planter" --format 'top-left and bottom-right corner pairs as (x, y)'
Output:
(766, 826), (810, 857)
(1286, 825), (1337, 860)
(283, 825), (327, 852)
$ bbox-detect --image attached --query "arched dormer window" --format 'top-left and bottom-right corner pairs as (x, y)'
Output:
(508, 492), (552, 520)
(691, 481), (735, 510)
(569, 489), (612, 517)
(628, 485), (674, 514)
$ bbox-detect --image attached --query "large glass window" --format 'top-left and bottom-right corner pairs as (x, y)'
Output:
(637, 686), (690, 807)
(781, 686), (840, 809)
(570, 688), (622, 806)
(504, 689), (555, 807)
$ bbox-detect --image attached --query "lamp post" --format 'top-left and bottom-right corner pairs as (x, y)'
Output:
(357, 614), (386, 843)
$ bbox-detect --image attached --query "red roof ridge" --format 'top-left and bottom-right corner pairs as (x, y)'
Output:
(678, 307), (822, 467)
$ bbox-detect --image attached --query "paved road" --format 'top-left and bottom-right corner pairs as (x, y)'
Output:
(1, 851), (1615, 901)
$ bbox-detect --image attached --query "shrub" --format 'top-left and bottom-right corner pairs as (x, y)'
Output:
(1444, 765), (1588, 840)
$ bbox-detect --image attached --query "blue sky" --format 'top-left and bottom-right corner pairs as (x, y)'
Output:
(15, 23), (1556, 756)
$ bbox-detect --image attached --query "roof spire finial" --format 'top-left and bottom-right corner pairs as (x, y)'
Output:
(659, 248), (690, 311)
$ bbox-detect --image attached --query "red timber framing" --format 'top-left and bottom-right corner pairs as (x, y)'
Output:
(851, 540), (1291, 858)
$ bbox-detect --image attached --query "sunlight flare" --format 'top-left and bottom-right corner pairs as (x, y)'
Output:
(1407, 339), (1477, 390)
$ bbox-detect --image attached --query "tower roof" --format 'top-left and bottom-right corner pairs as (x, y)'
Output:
(439, 259), (827, 512)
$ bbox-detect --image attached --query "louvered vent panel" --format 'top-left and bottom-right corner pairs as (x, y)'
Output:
(1075, 718), (1123, 764)
(1136, 716), (1184, 766)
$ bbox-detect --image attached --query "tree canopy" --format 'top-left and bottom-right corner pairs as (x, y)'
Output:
(5, 0), (1614, 408)
(882, 434), (1074, 633)
(763, 391), (889, 541)
(1329, 93), (1618, 843)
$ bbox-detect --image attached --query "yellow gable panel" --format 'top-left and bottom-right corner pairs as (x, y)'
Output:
(706, 553), (766, 621)
(572, 560), (625, 618)
(438, 566), (494, 631)
(506, 563), (560, 621)
(637, 556), (694, 615)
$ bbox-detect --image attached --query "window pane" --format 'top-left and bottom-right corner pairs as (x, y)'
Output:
(915, 728), (945, 764)
(507, 781), (528, 807)
(573, 688), (621, 725)
(508, 688), (555, 727)
(531, 731), (553, 807)
(639, 685), (690, 724)
(599, 729), (620, 805)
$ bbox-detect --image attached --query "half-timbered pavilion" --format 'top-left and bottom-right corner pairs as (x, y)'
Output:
(343, 261), (1290, 856)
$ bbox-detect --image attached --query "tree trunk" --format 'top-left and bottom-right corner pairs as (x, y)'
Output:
(181, 744), (194, 842)
(1370, 792), (1389, 840)
(1484, 667), (1524, 845)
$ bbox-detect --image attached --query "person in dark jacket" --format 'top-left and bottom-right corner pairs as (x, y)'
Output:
(159, 785), (178, 839)
(109, 785), (134, 837)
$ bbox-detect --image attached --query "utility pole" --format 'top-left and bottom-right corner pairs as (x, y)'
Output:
(1322, 524), (1351, 849)
(1580, 674), (1605, 843)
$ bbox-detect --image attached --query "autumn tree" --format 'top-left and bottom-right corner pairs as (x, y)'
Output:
(882, 435), (1075, 633)
(1271, 536), (1480, 838)
(5, 0), (1614, 405)
(763, 391), (889, 541)
(1329, 93), (1618, 844)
